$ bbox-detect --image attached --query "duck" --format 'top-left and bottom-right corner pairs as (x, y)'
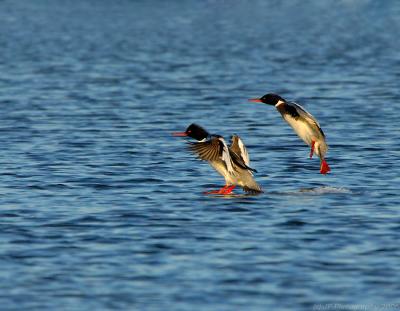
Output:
(249, 93), (330, 174)
(173, 123), (263, 194)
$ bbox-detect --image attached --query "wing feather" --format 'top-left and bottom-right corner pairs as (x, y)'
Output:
(189, 137), (236, 174)
(219, 138), (235, 174)
(230, 135), (250, 166)
(189, 139), (221, 161)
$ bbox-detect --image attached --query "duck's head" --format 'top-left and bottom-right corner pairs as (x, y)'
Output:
(172, 123), (209, 141)
(249, 93), (285, 106)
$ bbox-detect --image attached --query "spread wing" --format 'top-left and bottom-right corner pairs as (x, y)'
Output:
(189, 137), (234, 174)
(290, 102), (325, 138)
(230, 135), (250, 166)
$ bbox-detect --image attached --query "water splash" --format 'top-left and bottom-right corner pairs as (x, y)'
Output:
(298, 186), (352, 194)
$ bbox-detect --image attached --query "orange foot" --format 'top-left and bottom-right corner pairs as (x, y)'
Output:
(221, 185), (236, 195)
(204, 185), (229, 195)
(320, 160), (331, 174)
(204, 185), (236, 195)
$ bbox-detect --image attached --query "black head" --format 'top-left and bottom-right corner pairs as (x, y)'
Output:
(249, 93), (285, 106)
(172, 123), (209, 141)
(185, 123), (209, 140)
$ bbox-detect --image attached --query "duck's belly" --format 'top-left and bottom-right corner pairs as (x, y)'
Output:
(285, 117), (317, 145)
(284, 117), (327, 157)
(209, 161), (237, 185)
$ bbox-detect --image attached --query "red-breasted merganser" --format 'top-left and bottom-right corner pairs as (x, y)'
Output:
(249, 93), (330, 174)
(173, 123), (263, 194)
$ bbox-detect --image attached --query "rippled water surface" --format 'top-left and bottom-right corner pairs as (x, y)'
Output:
(1, 1), (400, 310)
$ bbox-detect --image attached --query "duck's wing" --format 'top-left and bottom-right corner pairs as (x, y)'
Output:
(229, 135), (257, 174)
(230, 135), (250, 166)
(189, 136), (234, 174)
(289, 102), (325, 138)
(229, 150), (258, 174)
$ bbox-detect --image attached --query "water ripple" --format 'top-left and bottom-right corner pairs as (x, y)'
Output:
(0, 1), (399, 310)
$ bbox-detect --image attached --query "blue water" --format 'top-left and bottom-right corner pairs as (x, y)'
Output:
(1, 1), (400, 310)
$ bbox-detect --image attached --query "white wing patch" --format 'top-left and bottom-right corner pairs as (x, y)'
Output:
(219, 137), (235, 174)
(237, 137), (250, 166)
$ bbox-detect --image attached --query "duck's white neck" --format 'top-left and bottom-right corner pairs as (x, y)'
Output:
(275, 100), (285, 107)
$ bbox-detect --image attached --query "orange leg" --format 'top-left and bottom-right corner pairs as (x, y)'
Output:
(310, 141), (315, 159)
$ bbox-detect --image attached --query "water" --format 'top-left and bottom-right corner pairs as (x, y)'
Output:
(1, 1), (400, 310)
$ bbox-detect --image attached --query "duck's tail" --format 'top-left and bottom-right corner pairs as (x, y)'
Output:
(242, 179), (263, 194)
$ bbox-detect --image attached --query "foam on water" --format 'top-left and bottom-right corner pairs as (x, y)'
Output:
(297, 186), (353, 194)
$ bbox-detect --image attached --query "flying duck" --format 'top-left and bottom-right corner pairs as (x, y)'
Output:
(249, 93), (330, 174)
